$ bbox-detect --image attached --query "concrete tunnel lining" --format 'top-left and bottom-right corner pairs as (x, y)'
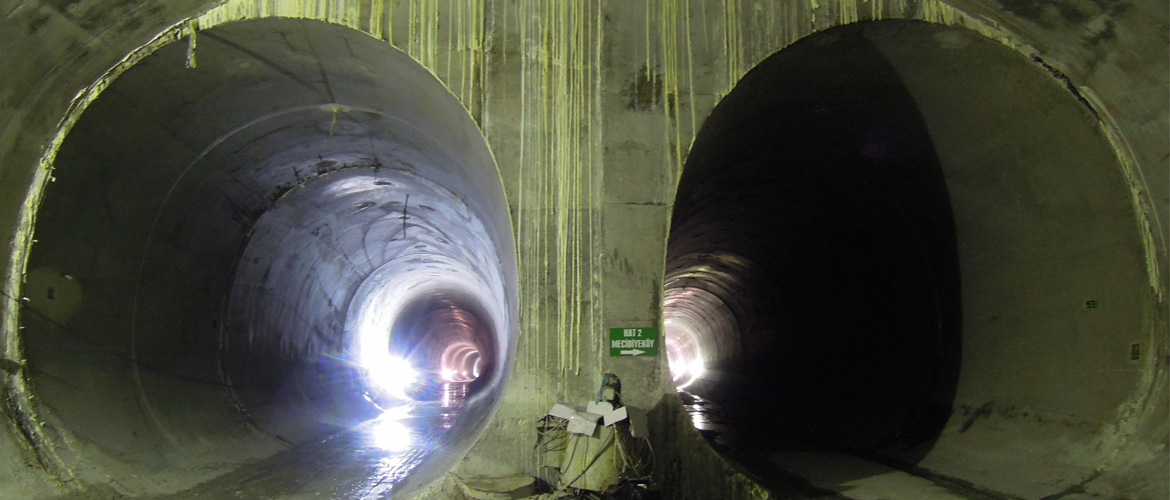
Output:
(16, 17), (516, 496)
(665, 20), (1157, 495)
(669, 19), (962, 452)
(0, 1), (1163, 498)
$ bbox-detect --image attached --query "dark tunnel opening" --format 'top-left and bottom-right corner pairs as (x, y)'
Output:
(17, 18), (516, 496)
(667, 22), (963, 456)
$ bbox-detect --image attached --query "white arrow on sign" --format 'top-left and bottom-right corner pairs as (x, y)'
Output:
(620, 349), (645, 356)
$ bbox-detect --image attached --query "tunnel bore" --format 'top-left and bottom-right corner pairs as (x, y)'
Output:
(666, 23), (1152, 492)
(666, 21), (964, 453)
(18, 18), (515, 496)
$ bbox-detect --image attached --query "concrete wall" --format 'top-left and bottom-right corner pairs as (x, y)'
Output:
(0, 0), (1165, 498)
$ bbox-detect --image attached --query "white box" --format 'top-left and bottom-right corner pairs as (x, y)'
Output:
(603, 406), (628, 427)
(567, 415), (597, 436)
(548, 403), (576, 420)
(585, 401), (613, 415)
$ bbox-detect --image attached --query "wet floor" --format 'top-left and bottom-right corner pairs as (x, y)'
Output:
(145, 385), (995, 500)
(678, 390), (999, 500)
(678, 390), (737, 452)
(157, 383), (468, 500)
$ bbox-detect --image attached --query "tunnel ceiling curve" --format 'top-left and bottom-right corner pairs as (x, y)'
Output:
(18, 17), (516, 497)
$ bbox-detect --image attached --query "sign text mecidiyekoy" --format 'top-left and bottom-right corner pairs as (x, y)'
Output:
(608, 327), (658, 357)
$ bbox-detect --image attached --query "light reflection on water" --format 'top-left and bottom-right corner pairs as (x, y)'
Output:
(353, 451), (427, 500)
(680, 389), (742, 455)
(165, 383), (470, 499)
(440, 381), (468, 408)
(371, 417), (412, 451)
(353, 382), (468, 498)
(679, 390), (733, 437)
(681, 391), (713, 431)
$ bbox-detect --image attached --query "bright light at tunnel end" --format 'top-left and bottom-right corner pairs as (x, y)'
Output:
(670, 356), (706, 390)
(666, 320), (706, 390)
(346, 254), (505, 408)
(363, 352), (417, 399)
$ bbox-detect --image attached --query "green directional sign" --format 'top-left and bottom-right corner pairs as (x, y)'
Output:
(609, 327), (658, 357)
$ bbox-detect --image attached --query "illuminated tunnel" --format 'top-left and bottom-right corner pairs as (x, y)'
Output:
(666, 19), (1150, 460)
(17, 18), (516, 495)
